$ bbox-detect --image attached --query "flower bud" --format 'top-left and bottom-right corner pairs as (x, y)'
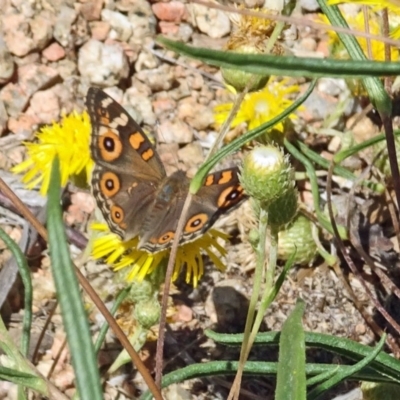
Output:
(134, 299), (161, 330)
(241, 145), (295, 207)
(361, 382), (400, 400)
(248, 228), (260, 249)
(127, 279), (154, 304)
(278, 214), (317, 265)
(221, 44), (270, 92)
(268, 186), (298, 228)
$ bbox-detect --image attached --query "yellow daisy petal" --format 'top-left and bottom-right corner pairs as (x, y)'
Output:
(90, 223), (230, 287)
(11, 111), (92, 195)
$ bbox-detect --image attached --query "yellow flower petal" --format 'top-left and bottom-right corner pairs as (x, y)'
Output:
(11, 111), (92, 195)
(90, 223), (229, 287)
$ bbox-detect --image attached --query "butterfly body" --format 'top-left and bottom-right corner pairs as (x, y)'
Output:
(86, 87), (245, 253)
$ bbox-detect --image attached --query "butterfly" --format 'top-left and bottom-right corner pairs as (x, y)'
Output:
(86, 87), (245, 253)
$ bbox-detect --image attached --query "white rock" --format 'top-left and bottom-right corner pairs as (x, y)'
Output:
(53, 5), (77, 47)
(317, 78), (347, 97)
(158, 119), (193, 144)
(136, 64), (175, 92)
(135, 50), (159, 72)
(190, 4), (230, 39)
(78, 39), (129, 86)
(124, 88), (156, 126)
(101, 9), (133, 42)
(128, 13), (157, 43)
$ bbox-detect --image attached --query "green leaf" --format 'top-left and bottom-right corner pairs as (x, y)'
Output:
(0, 366), (46, 394)
(139, 359), (390, 400)
(0, 227), (32, 357)
(157, 37), (400, 80)
(47, 157), (103, 400)
(308, 334), (386, 399)
(205, 330), (400, 383)
(276, 299), (306, 400)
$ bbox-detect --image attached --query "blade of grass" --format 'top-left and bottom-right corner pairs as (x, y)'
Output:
(0, 366), (46, 394)
(276, 299), (307, 400)
(205, 330), (400, 382)
(47, 157), (103, 400)
(308, 334), (386, 399)
(140, 359), (392, 400)
(157, 37), (400, 79)
(284, 139), (347, 238)
(0, 227), (32, 358)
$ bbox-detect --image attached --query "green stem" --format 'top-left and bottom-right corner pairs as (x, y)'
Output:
(249, 225), (279, 346)
(94, 287), (129, 354)
(228, 207), (269, 396)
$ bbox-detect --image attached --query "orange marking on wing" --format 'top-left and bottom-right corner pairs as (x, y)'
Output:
(185, 213), (208, 233)
(205, 175), (214, 186)
(218, 170), (233, 185)
(110, 205), (124, 224)
(98, 130), (122, 161)
(217, 185), (244, 208)
(100, 172), (120, 197)
(158, 231), (175, 244)
(129, 132), (145, 150)
(142, 148), (154, 161)
(97, 107), (110, 125)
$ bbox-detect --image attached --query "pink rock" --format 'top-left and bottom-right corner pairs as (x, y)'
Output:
(30, 12), (54, 50)
(2, 14), (34, 56)
(152, 1), (187, 23)
(18, 64), (59, 96)
(159, 21), (179, 35)
(42, 42), (66, 62)
(0, 63), (59, 117)
(158, 119), (193, 144)
(151, 97), (177, 115)
(89, 21), (110, 41)
(177, 98), (214, 130)
(79, 0), (104, 21)
(8, 114), (39, 135)
(26, 89), (60, 125)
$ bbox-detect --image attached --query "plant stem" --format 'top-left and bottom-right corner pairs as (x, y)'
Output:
(227, 207), (269, 400)
(249, 225), (278, 348)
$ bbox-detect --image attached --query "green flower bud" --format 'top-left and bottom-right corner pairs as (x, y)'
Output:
(127, 279), (154, 304)
(241, 145), (295, 207)
(221, 45), (269, 92)
(248, 228), (260, 249)
(134, 299), (161, 330)
(278, 214), (317, 265)
(268, 187), (298, 228)
(361, 382), (400, 400)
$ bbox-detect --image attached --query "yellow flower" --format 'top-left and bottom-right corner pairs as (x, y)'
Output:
(328, 0), (400, 15)
(11, 111), (93, 195)
(214, 78), (300, 133)
(228, 7), (278, 52)
(91, 223), (229, 287)
(323, 7), (399, 61)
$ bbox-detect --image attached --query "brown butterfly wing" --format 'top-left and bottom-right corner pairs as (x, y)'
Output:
(86, 88), (166, 240)
(138, 168), (246, 252)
